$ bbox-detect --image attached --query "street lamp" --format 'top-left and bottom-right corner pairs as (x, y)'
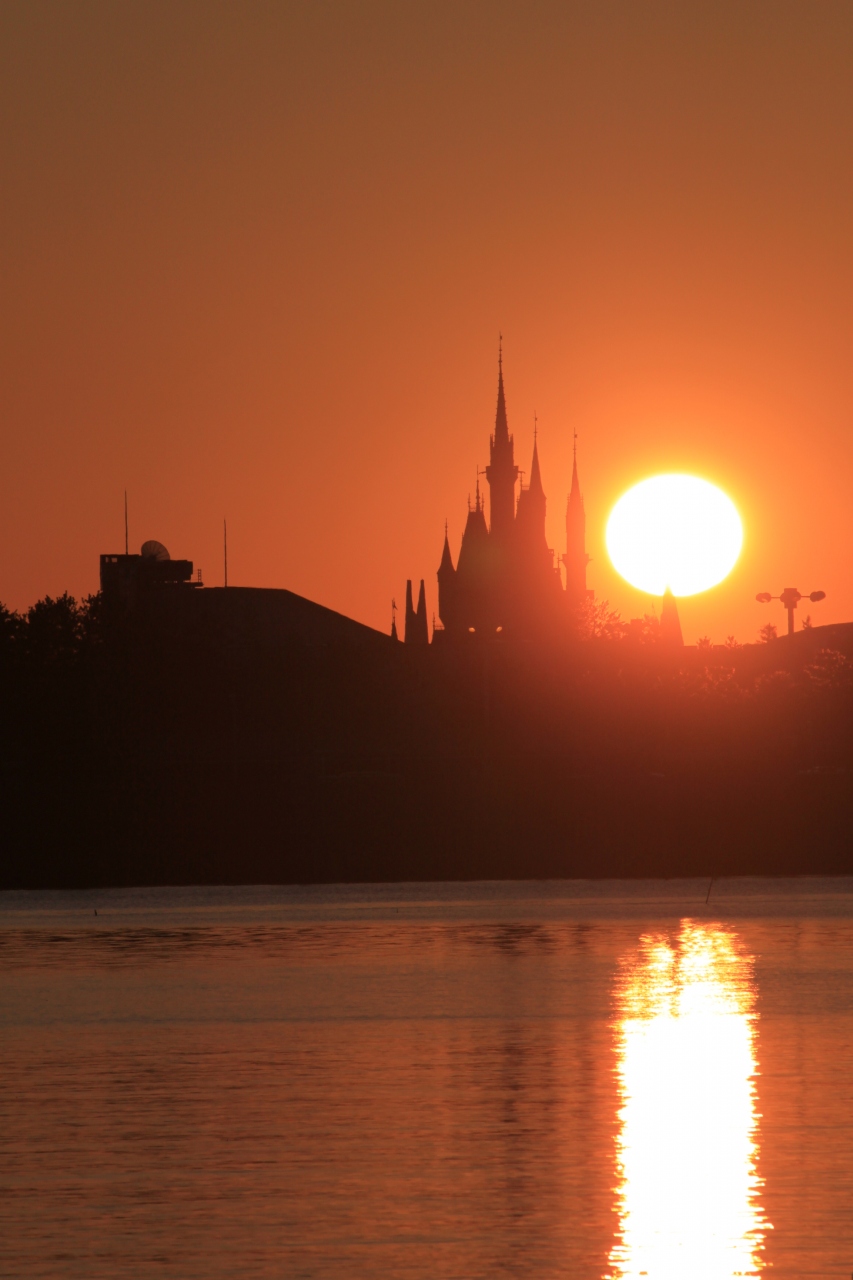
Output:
(756, 587), (826, 636)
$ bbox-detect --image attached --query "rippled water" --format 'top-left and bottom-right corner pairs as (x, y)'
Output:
(0, 878), (851, 1279)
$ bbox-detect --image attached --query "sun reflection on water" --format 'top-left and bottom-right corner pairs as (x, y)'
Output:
(606, 921), (770, 1280)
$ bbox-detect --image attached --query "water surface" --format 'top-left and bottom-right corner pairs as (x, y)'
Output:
(1, 878), (851, 1278)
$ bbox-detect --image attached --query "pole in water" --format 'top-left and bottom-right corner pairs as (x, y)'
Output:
(705, 877), (714, 905)
(124, 490), (129, 555)
(224, 518), (228, 587)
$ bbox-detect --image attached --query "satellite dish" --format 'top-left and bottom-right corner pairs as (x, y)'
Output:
(140, 540), (170, 561)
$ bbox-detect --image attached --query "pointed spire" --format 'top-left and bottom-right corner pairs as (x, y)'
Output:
(475, 474), (482, 512)
(494, 336), (509, 445)
(439, 522), (455, 573)
(404, 579), (428, 644)
(485, 337), (518, 540)
(529, 415), (544, 496)
(437, 523), (457, 633)
(570, 430), (581, 499)
(415, 579), (429, 644)
(661, 587), (684, 647)
(564, 430), (590, 602)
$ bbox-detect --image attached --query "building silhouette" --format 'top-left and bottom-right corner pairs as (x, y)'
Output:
(432, 350), (591, 642)
(100, 540), (199, 608)
(101, 540), (392, 649)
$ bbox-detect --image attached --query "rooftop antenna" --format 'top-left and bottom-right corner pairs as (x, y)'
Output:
(124, 490), (129, 555)
(223, 518), (228, 587)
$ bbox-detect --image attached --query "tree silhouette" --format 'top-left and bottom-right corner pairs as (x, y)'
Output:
(0, 602), (22, 647)
(24, 593), (83, 664)
(574, 597), (627, 641)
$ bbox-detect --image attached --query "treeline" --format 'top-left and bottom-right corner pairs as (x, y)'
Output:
(0, 594), (120, 888)
(1, 591), (852, 888)
(0, 592), (103, 662)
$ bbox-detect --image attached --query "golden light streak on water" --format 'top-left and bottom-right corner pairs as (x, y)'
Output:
(606, 921), (770, 1280)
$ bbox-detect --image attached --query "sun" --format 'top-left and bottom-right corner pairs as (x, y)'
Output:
(606, 474), (743, 597)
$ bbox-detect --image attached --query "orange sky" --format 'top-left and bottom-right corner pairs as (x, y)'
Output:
(1, 2), (852, 643)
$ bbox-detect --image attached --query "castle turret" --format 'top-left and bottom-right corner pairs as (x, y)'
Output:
(415, 579), (428, 641)
(453, 484), (495, 634)
(405, 579), (429, 644)
(515, 424), (548, 557)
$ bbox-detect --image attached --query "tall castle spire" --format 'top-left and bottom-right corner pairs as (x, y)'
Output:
(570, 431), (581, 499)
(485, 337), (518, 541)
(494, 335), (509, 446)
(528, 416), (544, 496)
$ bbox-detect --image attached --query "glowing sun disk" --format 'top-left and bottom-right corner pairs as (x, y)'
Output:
(606, 474), (743, 597)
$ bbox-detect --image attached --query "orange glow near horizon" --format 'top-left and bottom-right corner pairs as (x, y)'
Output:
(606, 922), (769, 1280)
(1, 8), (853, 643)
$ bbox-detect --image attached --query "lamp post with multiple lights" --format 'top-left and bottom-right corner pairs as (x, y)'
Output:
(756, 587), (826, 636)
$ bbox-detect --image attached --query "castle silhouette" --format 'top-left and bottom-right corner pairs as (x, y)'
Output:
(99, 346), (696, 652)
(403, 347), (591, 644)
